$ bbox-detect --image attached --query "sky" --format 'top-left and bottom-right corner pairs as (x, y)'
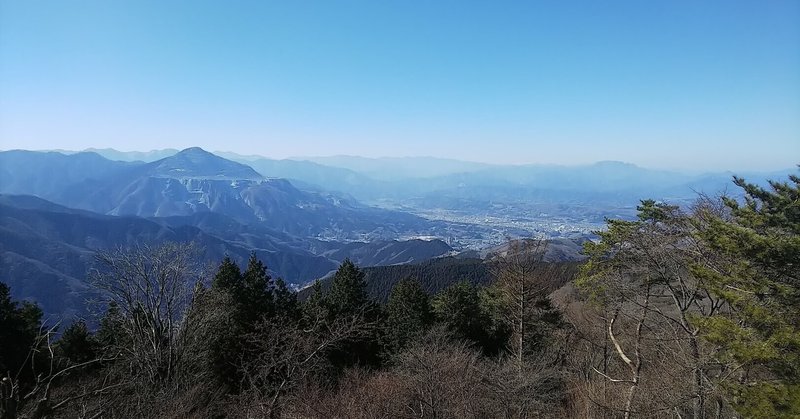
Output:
(0, 1), (798, 171)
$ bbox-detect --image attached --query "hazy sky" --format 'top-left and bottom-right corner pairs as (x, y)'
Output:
(1, 1), (798, 171)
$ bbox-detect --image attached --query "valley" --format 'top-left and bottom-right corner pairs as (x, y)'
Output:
(0, 146), (786, 322)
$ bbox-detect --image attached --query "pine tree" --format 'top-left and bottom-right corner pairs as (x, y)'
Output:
(432, 281), (491, 351)
(57, 320), (98, 364)
(0, 281), (43, 376)
(95, 301), (124, 351)
(323, 259), (381, 369)
(273, 278), (299, 320)
(211, 255), (242, 291)
(240, 252), (275, 323)
(327, 258), (368, 317)
(213, 253), (275, 324)
(302, 280), (328, 323)
(384, 278), (433, 354)
(693, 172), (800, 417)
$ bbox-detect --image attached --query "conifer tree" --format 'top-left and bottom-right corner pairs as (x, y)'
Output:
(57, 320), (97, 364)
(302, 280), (328, 323)
(327, 258), (368, 317)
(432, 281), (492, 351)
(211, 255), (243, 291)
(240, 253), (275, 323)
(0, 281), (42, 377)
(693, 172), (800, 417)
(384, 278), (433, 354)
(273, 278), (299, 320)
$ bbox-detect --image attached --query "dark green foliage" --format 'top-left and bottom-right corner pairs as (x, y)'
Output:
(240, 253), (275, 320)
(432, 281), (495, 353)
(362, 257), (491, 302)
(211, 255), (242, 291)
(95, 301), (125, 350)
(212, 253), (275, 324)
(693, 173), (800, 417)
(383, 278), (433, 354)
(325, 259), (382, 369)
(273, 278), (299, 320)
(327, 258), (368, 317)
(177, 285), (241, 390)
(0, 282), (43, 376)
(57, 320), (97, 364)
(302, 280), (328, 322)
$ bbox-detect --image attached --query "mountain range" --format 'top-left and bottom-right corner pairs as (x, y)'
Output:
(49, 147), (792, 211)
(1, 147), (792, 321)
(0, 148), (469, 321)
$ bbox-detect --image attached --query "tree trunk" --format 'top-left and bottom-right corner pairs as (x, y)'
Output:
(690, 335), (704, 418)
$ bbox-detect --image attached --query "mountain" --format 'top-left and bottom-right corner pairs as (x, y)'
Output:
(145, 147), (263, 180)
(0, 150), (137, 197)
(223, 155), (382, 197)
(296, 155), (494, 180)
(83, 148), (180, 162)
(302, 254), (582, 303)
(0, 148), (436, 239)
(0, 194), (454, 321)
(312, 238), (453, 267)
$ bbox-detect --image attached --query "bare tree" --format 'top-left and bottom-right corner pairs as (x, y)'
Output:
(238, 308), (373, 418)
(89, 242), (202, 385)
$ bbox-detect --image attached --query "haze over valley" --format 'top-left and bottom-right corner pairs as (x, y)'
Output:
(1, 146), (791, 321)
(1, 1), (798, 417)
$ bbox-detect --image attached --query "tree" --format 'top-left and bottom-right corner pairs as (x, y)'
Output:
(490, 239), (563, 374)
(327, 259), (368, 318)
(323, 259), (381, 369)
(95, 301), (125, 352)
(240, 253), (275, 323)
(211, 255), (242, 291)
(383, 278), (433, 355)
(1, 290), (112, 419)
(692, 173), (800, 417)
(302, 280), (328, 323)
(89, 242), (201, 384)
(432, 281), (493, 352)
(174, 283), (240, 397)
(579, 200), (726, 418)
(273, 278), (299, 320)
(0, 282), (42, 379)
(57, 321), (97, 364)
(213, 253), (276, 325)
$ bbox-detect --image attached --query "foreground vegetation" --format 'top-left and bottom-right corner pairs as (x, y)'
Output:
(1, 172), (798, 418)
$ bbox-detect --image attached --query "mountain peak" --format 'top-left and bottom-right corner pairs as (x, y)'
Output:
(148, 147), (264, 180)
(177, 146), (209, 155)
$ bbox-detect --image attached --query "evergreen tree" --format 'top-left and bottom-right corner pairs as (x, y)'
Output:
(302, 280), (328, 323)
(325, 259), (380, 369)
(273, 278), (299, 320)
(211, 255), (243, 291)
(432, 281), (492, 352)
(57, 320), (98, 364)
(212, 253), (275, 324)
(384, 278), (433, 354)
(178, 284), (241, 390)
(327, 258), (368, 317)
(240, 252), (275, 323)
(693, 173), (800, 417)
(95, 301), (125, 351)
(0, 281), (42, 376)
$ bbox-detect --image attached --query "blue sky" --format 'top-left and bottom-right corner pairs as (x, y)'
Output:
(1, 0), (798, 171)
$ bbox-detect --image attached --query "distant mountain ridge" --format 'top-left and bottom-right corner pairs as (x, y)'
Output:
(0, 194), (454, 321)
(0, 148), (437, 239)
